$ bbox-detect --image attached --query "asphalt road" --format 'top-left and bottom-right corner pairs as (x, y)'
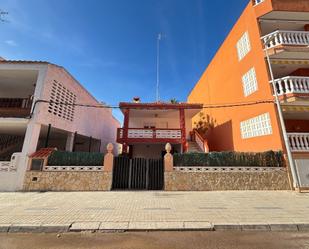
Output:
(1, 231), (309, 249)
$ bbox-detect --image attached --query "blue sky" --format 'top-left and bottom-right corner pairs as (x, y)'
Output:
(0, 0), (248, 122)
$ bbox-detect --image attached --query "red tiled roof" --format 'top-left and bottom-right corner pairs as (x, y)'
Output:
(29, 148), (57, 158)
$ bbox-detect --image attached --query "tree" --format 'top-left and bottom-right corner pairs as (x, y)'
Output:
(193, 112), (216, 138)
(170, 98), (179, 104)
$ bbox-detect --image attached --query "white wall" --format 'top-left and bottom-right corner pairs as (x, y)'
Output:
(132, 144), (181, 159)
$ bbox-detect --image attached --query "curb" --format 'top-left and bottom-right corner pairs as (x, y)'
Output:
(1, 222), (309, 233)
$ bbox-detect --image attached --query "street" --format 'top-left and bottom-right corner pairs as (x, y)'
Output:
(1, 231), (309, 249)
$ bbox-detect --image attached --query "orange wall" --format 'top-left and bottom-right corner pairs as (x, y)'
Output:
(188, 2), (284, 152)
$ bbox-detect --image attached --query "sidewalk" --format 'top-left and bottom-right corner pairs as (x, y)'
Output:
(0, 191), (309, 232)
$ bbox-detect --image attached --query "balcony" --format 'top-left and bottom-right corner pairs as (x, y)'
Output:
(0, 98), (32, 118)
(262, 30), (309, 49)
(253, 0), (265, 6)
(273, 76), (309, 96)
(288, 133), (309, 152)
(117, 128), (182, 143)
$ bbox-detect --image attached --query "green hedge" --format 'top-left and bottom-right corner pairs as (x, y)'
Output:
(173, 151), (284, 167)
(48, 151), (104, 166)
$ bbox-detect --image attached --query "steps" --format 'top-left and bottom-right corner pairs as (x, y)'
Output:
(187, 141), (203, 153)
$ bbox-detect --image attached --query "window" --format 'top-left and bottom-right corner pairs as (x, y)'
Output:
(240, 113), (272, 139)
(242, 68), (258, 97)
(237, 32), (251, 61)
(48, 80), (76, 122)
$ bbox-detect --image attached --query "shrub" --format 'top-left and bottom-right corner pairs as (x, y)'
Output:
(48, 151), (104, 166)
(173, 151), (284, 167)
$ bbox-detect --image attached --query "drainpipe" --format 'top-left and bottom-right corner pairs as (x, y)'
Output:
(264, 38), (300, 189)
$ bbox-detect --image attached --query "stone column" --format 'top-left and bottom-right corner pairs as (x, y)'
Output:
(65, 132), (75, 152)
(179, 108), (187, 153)
(104, 143), (114, 172)
(164, 143), (173, 172)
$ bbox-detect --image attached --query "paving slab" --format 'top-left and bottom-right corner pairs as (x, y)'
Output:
(70, 222), (101, 231)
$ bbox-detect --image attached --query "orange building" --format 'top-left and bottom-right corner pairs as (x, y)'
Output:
(188, 0), (309, 187)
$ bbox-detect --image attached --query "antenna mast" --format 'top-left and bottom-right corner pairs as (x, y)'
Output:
(156, 33), (162, 102)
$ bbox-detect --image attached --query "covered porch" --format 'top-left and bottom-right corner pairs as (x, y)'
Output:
(117, 102), (203, 157)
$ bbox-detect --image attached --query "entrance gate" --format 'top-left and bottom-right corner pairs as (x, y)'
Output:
(112, 157), (164, 190)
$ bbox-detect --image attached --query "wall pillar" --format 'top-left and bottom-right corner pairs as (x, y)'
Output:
(123, 108), (130, 154)
(65, 132), (75, 152)
(179, 108), (187, 153)
(22, 122), (41, 155)
(104, 143), (114, 172)
(164, 143), (174, 172)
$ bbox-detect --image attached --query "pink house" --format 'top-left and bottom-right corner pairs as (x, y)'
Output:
(0, 59), (120, 191)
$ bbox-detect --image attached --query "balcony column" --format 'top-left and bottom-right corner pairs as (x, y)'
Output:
(179, 108), (187, 153)
(123, 108), (130, 154)
(65, 132), (75, 152)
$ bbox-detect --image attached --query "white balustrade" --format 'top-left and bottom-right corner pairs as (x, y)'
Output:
(0, 161), (12, 172)
(128, 129), (153, 139)
(174, 167), (283, 172)
(273, 76), (309, 95)
(288, 133), (309, 152)
(195, 133), (205, 152)
(262, 30), (309, 48)
(253, 0), (264, 6)
(156, 129), (181, 139)
(43, 165), (103, 171)
(118, 128), (182, 140)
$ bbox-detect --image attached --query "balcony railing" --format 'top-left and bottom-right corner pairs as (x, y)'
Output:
(117, 128), (182, 142)
(253, 0), (264, 6)
(262, 30), (309, 48)
(288, 133), (309, 152)
(273, 76), (309, 96)
(0, 98), (32, 118)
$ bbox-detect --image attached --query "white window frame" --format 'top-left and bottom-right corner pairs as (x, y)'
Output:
(240, 113), (272, 139)
(242, 67), (258, 97)
(236, 31), (251, 61)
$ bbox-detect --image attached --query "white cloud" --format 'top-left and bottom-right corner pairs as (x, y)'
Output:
(4, 40), (18, 46)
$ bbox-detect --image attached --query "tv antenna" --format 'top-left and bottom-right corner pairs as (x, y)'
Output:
(156, 33), (165, 102)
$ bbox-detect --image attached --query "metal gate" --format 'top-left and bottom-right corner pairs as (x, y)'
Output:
(112, 157), (164, 190)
